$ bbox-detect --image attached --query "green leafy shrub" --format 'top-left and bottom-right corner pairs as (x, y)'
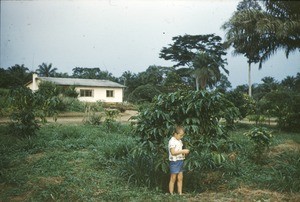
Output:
(7, 86), (60, 137)
(35, 81), (64, 113)
(226, 89), (254, 119)
(0, 88), (9, 116)
(60, 97), (85, 112)
(103, 109), (120, 131)
(244, 127), (273, 162)
(260, 91), (300, 132)
(122, 90), (239, 190)
(8, 87), (41, 136)
(36, 81), (60, 98)
(85, 113), (103, 125)
(127, 84), (161, 103)
(102, 102), (133, 112)
(83, 102), (104, 125)
(247, 114), (266, 125)
(61, 85), (79, 98)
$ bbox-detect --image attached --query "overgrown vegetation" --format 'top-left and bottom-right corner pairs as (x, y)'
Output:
(0, 1), (299, 200)
(1, 123), (299, 201)
(7, 87), (59, 136)
(122, 90), (240, 191)
(244, 127), (273, 162)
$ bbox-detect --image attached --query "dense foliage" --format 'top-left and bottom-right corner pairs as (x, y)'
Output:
(127, 84), (161, 103)
(1, 122), (300, 200)
(121, 90), (240, 190)
(0, 65), (32, 88)
(159, 34), (228, 90)
(7, 87), (59, 136)
(244, 127), (273, 162)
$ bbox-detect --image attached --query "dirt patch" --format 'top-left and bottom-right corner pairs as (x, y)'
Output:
(231, 186), (300, 201)
(270, 140), (300, 156)
(93, 189), (107, 196)
(38, 176), (64, 186)
(8, 191), (33, 202)
(26, 152), (45, 163)
(0, 110), (138, 124)
(116, 110), (138, 122)
(46, 110), (138, 124)
(188, 186), (300, 201)
(2, 183), (33, 202)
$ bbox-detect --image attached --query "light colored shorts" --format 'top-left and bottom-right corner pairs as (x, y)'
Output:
(169, 160), (184, 174)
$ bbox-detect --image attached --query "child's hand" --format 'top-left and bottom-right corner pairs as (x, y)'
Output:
(182, 149), (190, 155)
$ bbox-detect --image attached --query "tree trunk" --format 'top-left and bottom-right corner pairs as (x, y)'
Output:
(248, 62), (252, 97)
(200, 79), (206, 90)
(196, 76), (199, 91)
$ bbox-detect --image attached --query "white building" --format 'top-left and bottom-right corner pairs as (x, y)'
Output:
(26, 74), (126, 103)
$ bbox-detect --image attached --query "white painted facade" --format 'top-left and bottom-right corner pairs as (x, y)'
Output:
(26, 74), (125, 103)
(76, 86), (124, 103)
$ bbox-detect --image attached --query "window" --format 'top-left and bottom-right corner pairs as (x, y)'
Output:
(80, 89), (93, 97)
(106, 90), (114, 97)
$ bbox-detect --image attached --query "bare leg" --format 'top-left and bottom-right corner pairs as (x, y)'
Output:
(169, 173), (177, 194)
(177, 172), (183, 195)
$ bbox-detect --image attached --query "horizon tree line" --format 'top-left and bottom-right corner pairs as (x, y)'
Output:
(0, 0), (298, 97)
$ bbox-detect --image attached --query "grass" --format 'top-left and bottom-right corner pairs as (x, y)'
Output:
(0, 123), (300, 201)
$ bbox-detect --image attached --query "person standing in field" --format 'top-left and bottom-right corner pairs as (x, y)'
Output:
(168, 125), (190, 195)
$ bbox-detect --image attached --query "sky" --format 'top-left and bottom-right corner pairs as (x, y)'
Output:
(1, 0), (299, 88)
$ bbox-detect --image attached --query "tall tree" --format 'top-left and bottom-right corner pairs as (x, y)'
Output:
(36, 63), (57, 77)
(237, 0), (262, 10)
(72, 67), (100, 79)
(162, 67), (191, 92)
(0, 68), (10, 88)
(223, 0), (299, 97)
(214, 73), (232, 93)
(138, 65), (165, 86)
(119, 70), (139, 100)
(54, 72), (70, 78)
(261, 76), (279, 92)
(159, 34), (228, 90)
(72, 67), (117, 81)
(7, 64), (32, 87)
(257, 0), (300, 57)
(222, 0), (271, 97)
(281, 75), (296, 90)
(192, 52), (224, 90)
(253, 76), (279, 99)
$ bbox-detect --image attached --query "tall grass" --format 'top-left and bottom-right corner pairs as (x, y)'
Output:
(0, 123), (153, 201)
(120, 123), (300, 193)
(1, 123), (299, 201)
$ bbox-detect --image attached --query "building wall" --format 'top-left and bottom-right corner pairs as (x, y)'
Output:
(76, 87), (123, 103)
(26, 73), (39, 91)
(26, 74), (124, 103)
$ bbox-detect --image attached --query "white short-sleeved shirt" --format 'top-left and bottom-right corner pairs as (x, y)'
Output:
(168, 136), (185, 161)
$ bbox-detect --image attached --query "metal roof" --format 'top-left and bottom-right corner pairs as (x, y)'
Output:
(38, 77), (126, 88)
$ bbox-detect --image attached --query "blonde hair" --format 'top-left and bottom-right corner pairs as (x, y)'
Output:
(175, 125), (184, 134)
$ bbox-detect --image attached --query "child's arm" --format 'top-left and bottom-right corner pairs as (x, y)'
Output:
(170, 148), (190, 156)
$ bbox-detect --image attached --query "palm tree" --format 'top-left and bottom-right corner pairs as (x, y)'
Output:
(258, 0), (300, 57)
(221, 0), (272, 97)
(192, 52), (221, 90)
(36, 63), (57, 77)
(223, 0), (299, 97)
(261, 76), (279, 93)
(281, 76), (296, 90)
(7, 64), (31, 86)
